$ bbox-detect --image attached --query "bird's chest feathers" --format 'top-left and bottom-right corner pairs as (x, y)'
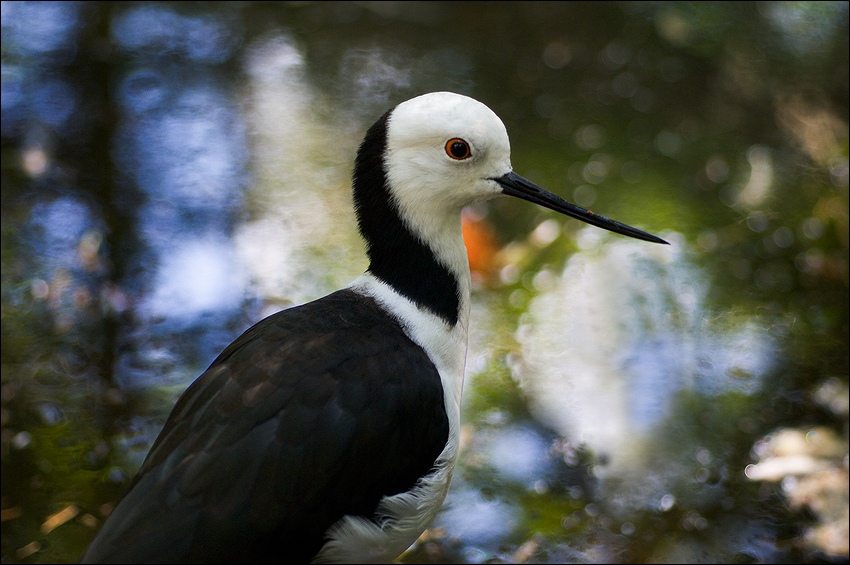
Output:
(347, 274), (469, 417)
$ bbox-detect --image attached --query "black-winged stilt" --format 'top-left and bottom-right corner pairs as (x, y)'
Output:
(81, 91), (666, 564)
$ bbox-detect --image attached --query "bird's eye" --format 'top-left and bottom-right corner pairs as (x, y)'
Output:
(445, 138), (472, 160)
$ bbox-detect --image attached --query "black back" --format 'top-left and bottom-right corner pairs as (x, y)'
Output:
(81, 290), (449, 563)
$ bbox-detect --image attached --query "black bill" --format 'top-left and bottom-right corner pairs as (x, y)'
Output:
(494, 171), (668, 245)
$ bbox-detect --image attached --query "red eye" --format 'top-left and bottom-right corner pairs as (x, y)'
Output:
(445, 138), (471, 160)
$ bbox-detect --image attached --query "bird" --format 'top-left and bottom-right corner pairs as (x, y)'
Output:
(81, 91), (667, 564)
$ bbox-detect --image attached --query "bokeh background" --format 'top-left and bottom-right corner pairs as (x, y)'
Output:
(1, 2), (848, 563)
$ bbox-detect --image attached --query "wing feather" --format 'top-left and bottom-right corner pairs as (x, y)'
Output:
(82, 290), (449, 564)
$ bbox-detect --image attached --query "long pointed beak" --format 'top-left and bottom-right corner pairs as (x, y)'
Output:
(494, 171), (668, 245)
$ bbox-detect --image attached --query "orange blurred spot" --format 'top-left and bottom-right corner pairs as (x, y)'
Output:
(16, 541), (41, 560)
(462, 210), (500, 284)
(41, 504), (79, 534)
(1, 506), (23, 521)
(80, 513), (100, 529)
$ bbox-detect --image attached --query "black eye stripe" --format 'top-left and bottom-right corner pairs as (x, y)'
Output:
(445, 138), (471, 160)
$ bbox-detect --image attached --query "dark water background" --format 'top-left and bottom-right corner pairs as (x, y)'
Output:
(2, 2), (848, 563)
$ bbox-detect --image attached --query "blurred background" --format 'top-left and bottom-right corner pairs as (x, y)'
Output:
(1, 2), (848, 563)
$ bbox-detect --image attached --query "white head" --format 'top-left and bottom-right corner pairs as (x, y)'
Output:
(352, 92), (666, 298)
(355, 91), (665, 248)
(383, 92), (513, 214)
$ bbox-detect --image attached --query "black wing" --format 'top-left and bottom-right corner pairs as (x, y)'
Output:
(81, 289), (450, 564)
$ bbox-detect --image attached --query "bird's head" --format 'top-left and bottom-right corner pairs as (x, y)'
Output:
(354, 91), (667, 246)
